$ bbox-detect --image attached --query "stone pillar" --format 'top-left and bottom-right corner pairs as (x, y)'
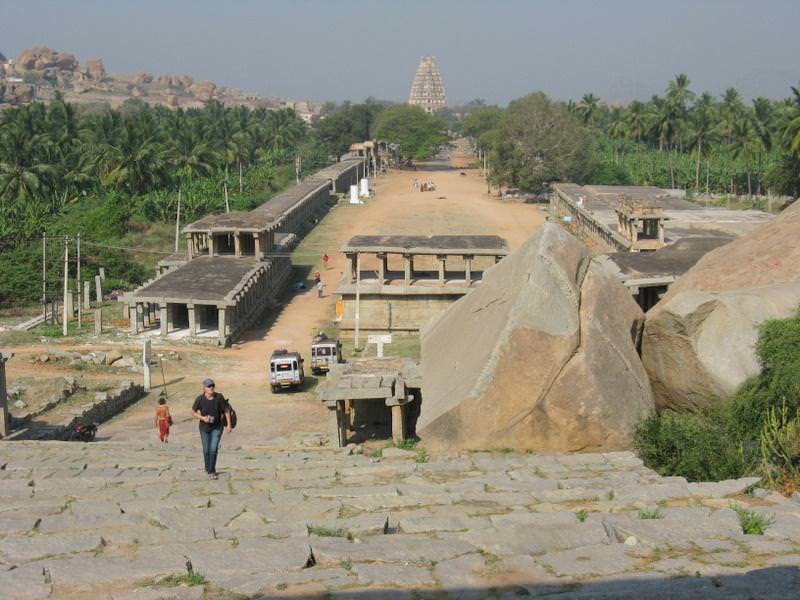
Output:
(99, 268), (106, 280)
(377, 253), (386, 284)
(437, 255), (446, 283)
(254, 233), (262, 259)
(391, 404), (405, 442)
(464, 255), (473, 284)
(209, 235), (217, 257)
(142, 303), (150, 328)
(495, 255), (502, 264)
(142, 339), (152, 392)
(404, 254), (412, 285)
(136, 303), (144, 332)
(83, 281), (91, 309)
(160, 305), (168, 336)
(188, 304), (197, 336)
(95, 275), (103, 303)
(187, 234), (194, 258)
(94, 308), (102, 335)
(345, 253), (357, 283)
(0, 352), (13, 437)
(234, 232), (242, 257)
(64, 291), (74, 323)
(218, 307), (227, 343)
(130, 304), (139, 334)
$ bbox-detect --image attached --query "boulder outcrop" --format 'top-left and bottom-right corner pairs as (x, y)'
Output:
(158, 74), (194, 89)
(417, 224), (654, 452)
(84, 57), (106, 80)
(642, 202), (800, 410)
(17, 47), (78, 72)
(189, 80), (216, 101)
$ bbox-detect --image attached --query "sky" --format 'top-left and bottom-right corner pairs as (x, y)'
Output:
(2, 0), (799, 106)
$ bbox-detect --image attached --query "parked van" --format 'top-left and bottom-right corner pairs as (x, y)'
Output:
(310, 333), (342, 375)
(269, 349), (304, 392)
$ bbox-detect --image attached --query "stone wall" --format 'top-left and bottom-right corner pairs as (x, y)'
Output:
(52, 381), (144, 440)
(337, 293), (464, 332)
(550, 187), (630, 252)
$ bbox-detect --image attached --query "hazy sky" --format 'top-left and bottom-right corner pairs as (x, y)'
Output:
(2, 0), (799, 105)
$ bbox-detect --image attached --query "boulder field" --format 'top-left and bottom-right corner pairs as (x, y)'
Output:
(417, 224), (654, 452)
(642, 201), (800, 411)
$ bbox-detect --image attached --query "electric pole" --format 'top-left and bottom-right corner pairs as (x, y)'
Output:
(62, 236), (69, 337)
(76, 233), (81, 329)
(174, 189), (181, 253)
(42, 232), (47, 321)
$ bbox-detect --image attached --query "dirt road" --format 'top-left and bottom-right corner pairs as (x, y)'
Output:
(12, 142), (545, 448)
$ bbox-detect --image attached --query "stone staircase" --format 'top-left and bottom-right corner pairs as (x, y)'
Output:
(1, 441), (799, 599)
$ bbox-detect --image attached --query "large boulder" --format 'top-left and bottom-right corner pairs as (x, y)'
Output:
(17, 47), (78, 72)
(417, 224), (654, 452)
(189, 80), (216, 102)
(642, 201), (800, 411)
(84, 58), (106, 80)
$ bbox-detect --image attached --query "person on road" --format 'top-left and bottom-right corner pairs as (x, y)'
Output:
(154, 397), (172, 443)
(191, 378), (231, 479)
(316, 279), (325, 298)
(322, 253), (329, 269)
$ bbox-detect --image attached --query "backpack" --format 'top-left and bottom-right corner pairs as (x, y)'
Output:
(222, 401), (238, 430)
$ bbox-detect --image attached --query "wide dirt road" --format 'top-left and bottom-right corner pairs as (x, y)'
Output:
(100, 141), (545, 446)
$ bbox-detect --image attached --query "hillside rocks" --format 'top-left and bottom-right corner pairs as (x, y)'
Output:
(158, 74), (194, 88)
(17, 47), (78, 71)
(417, 224), (654, 452)
(83, 57), (106, 80)
(642, 201), (800, 410)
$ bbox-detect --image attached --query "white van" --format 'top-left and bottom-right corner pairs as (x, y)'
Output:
(269, 349), (304, 392)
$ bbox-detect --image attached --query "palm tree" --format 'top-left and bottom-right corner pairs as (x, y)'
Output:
(688, 92), (717, 192)
(730, 117), (762, 198)
(624, 101), (649, 143)
(576, 93), (600, 125)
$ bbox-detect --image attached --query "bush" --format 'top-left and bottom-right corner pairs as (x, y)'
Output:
(633, 410), (749, 482)
(634, 309), (800, 489)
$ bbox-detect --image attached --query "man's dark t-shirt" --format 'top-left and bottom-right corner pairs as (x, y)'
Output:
(192, 393), (228, 432)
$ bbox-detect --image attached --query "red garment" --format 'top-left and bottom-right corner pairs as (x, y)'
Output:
(158, 418), (170, 441)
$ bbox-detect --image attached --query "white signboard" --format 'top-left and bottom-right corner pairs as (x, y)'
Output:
(349, 184), (361, 204)
(359, 178), (369, 197)
(367, 334), (392, 358)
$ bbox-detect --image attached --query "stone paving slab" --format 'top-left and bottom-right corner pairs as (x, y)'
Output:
(0, 442), (799, 599)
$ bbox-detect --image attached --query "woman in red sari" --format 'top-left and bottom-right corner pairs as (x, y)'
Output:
(154, 397), (172, 443)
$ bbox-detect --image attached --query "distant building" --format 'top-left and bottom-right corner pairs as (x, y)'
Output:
(408, 56), (447, 114)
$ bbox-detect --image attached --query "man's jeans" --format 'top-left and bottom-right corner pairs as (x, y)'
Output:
(199, 427), (223, 474)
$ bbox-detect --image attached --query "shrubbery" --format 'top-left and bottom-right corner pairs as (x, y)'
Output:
(634, 309), (800, 491)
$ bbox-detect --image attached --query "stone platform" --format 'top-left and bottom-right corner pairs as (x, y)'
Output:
(1, 441), (799, 599)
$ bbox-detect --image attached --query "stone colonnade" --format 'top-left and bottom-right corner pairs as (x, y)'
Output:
(343, 250), (503, 285)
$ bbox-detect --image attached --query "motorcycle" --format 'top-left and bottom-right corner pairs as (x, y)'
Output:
(68, 422), (98, 442)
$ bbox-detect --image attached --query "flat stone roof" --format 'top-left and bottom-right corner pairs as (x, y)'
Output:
(342, 235), (508, 255)
(184, 212), (275, 233)
(250, 179), (330, 221)
(123, 257), (261, 304)
(598, 233), (734, 282)
(553, 183), (772, 240)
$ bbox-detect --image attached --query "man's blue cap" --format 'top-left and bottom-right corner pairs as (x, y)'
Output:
(202, 378), (215, 387)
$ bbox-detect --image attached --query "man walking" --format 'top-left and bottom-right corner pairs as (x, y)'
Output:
(191, 378), (231, 479)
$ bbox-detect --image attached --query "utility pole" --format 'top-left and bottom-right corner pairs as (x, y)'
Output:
(354, 254), (361, 351)
(42, 232), (47, 321)
(295, 155), (301, 184)
(62, 236), (69, 337)
(76, 233), (81, 329)
(223, 181), (230, 213)
(174, 189), (181, 253)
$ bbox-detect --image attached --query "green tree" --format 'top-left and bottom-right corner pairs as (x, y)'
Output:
(372, 105), (449, 162)
(491, 92), (593, 192)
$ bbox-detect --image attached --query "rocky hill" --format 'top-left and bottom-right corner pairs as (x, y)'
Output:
(0, 46), (319, 118)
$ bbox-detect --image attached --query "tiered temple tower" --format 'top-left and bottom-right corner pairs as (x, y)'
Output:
(408, 56), (447, 113)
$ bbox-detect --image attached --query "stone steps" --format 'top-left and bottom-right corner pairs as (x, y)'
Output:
(0, 441), (798, 599)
